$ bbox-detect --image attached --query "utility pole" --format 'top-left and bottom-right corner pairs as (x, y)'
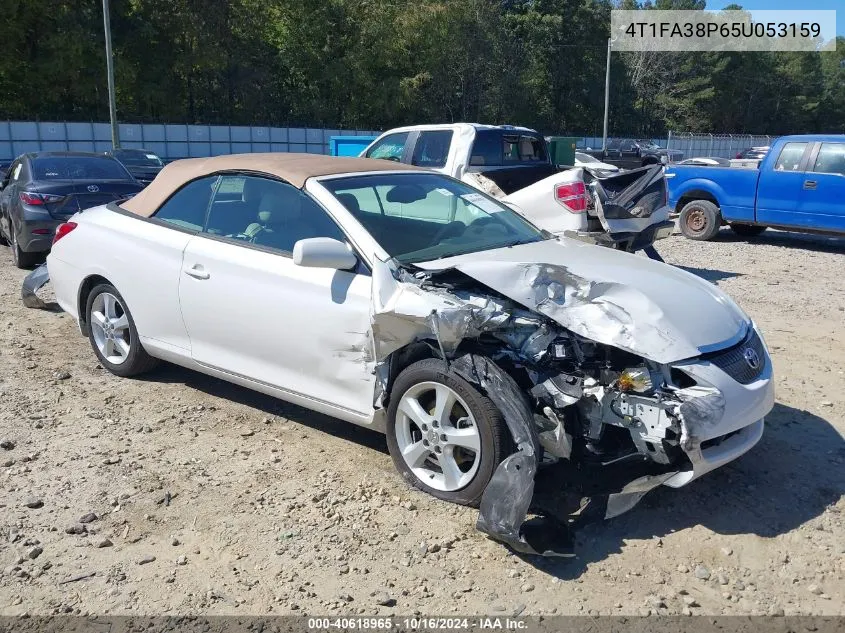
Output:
(103, 0), (119, 149)
(601, 37), (611, 155)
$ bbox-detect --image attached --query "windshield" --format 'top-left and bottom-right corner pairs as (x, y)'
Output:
(323, 173), (547, 264)
(32, 156), (131, 180)
(113, 150), (163, 167)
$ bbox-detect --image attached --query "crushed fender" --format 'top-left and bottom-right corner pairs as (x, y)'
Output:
(21, 263), (51, 309)
(450, 354), (574, 558)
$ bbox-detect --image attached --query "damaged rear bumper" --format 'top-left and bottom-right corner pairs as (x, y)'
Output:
(566, 219), (675, 253)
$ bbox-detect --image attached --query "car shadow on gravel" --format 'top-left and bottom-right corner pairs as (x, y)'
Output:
(714, 228), (845, 254)
(675, 265), (742, 283)
(523, 401), (845, 579)
(140, 363), (389, 453)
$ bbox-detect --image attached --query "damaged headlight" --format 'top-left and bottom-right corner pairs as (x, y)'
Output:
(618, 366), (658, 394)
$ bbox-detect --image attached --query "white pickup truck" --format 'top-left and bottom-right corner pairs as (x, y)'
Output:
(361, 123), (674, 256)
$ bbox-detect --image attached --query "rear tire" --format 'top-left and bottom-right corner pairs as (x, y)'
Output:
(386, 358), (511, 507)
(679, 199), (721, 241)
(729, 223), (767, 237)
(85, 283), (159, 377)
(10, 230), (41, 269)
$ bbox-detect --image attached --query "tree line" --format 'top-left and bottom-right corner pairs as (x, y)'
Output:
(0, 0), (842, 136)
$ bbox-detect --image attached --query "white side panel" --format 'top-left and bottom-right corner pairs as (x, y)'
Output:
(178, 235), (376, 417)
(502, 170), (588, 234)
(46, 254), (85, 325)
(47, 206), (193, 350)
(135, 339), (378, 429)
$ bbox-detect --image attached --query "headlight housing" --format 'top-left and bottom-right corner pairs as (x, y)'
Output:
(618, 366), (656, 394)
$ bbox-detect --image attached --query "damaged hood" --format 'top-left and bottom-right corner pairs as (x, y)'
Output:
(414, 238), (749, 363)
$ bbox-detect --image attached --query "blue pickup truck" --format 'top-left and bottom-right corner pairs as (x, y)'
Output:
(668, 135), (845, 240)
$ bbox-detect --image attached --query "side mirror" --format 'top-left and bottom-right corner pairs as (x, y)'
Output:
(293, 237), (357, 270)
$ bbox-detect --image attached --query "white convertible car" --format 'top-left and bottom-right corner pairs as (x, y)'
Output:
(37, 153), (774, 555)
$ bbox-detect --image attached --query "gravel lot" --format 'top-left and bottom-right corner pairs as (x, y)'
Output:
(1, 226), (843, 617)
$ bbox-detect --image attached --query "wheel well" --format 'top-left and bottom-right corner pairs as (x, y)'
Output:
(382, 342), (438, 406)
(676, 190), (719, 214)
(77, 275), (112, 335)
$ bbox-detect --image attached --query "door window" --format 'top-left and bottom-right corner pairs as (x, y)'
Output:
(773, 142), (808, 172)
(411, 131), (453, 168)
(152, 175), (218, 231)
(365, 132), (409, 162)
(205, 175), (346, 254)
(811, 143), (845, 176)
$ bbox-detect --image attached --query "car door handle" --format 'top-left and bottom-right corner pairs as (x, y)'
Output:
(803, 180), (817, 190)
(183, 264), (210, 280)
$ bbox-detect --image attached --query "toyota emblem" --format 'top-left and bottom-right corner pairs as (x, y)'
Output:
(87, 184), (100, 192)
(742, 347), (760, 370)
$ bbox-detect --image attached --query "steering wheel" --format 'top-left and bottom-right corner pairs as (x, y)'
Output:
(430, 221), (466, 245)
(381, 156), (401, 162)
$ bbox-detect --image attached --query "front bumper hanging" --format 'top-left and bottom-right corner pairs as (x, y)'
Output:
(21, 263), (51, 309)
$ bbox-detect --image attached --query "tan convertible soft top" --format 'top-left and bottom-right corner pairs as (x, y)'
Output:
(120, 153), (421, 217)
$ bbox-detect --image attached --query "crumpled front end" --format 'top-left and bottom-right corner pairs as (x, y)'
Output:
(369, 254), (774, 557)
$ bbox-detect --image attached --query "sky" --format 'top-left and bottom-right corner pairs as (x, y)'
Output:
(707, 0), (844, 37)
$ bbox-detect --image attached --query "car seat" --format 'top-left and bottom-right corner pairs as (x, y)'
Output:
(207, 177), (268, 236)
(250, 189), (313, 252)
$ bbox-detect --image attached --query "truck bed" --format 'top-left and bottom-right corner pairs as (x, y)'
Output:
(472, 164), (560, 195)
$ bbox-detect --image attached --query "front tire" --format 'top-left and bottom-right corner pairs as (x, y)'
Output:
(386, 358), (511, 507)
(85, 284), (159, 377)
(679, 199), (722, 241)
(730, 223), (767, 237)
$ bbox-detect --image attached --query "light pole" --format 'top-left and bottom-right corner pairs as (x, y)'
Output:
(102, 0), (119, 149)
(601, 37), (611, 154)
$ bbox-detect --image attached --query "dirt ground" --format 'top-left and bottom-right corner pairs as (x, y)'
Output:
(1, 226), (843, 617)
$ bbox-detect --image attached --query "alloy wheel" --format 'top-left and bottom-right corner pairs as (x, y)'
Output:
(394, 381), (481, 492)
(90, 292), (132, 365)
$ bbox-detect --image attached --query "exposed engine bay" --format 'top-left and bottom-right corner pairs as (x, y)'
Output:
(376, 264), (720, 466)
(371, 259), (734, 557)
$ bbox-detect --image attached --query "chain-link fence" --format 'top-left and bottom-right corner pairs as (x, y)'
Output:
(666, 132), (776, 159)
(571, 133), (777, 160)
